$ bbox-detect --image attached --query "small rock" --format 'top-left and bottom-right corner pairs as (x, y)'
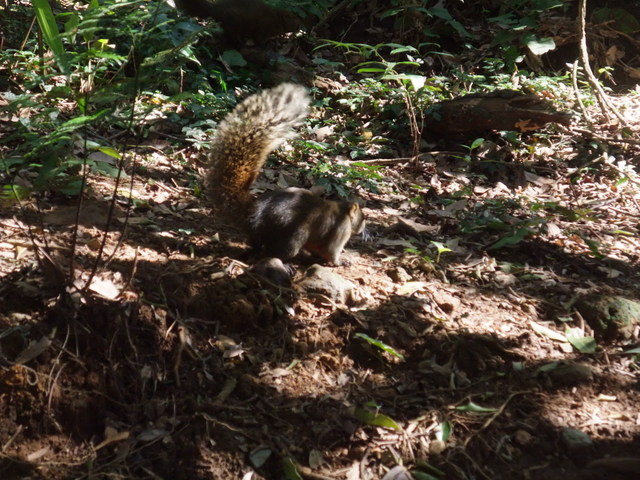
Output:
(387, 266), (412, 283)
(576, 295), (640, 340)
(430, 290), (460, 314)
(494, 271), (517, 287)
(429, 440), (446, 455)
(548, 362), (593, 387)
(299, 265), (366, 307)
(561, 427), (593, 455)
(513, 429), (533, 446)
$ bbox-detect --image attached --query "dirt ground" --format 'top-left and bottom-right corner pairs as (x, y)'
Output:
(1, 85), (640, 480)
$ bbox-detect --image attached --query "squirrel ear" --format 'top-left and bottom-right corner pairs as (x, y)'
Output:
(349, 203), (361, 215)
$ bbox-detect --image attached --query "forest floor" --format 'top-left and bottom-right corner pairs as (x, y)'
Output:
(2, 3), (640, 475)
(1, 87), (640, 480)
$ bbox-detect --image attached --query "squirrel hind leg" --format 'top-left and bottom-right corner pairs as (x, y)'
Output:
(306, 231), (350, 265)
(249, 228), (308, 261)
(265, 235), (308, 261)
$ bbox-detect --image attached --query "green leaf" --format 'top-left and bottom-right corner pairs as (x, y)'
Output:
(389, 45), (419, 55)
(488, 227), (533, 250)
(430, 241), (451, 254)
(582, 236), (605, 259)
(97, 147), (121, 160)
(411, 471), (440, 480)
(220, 49), (247, 67)
(536, 361), (559, 374)
(63, 12), (79, 43)
(351, 407), (402, 430)
(357, 67), (387, 73)
(414, 461), (445, 478)
(58, 109), (110, 131)
(57, 177), (83, 196)
(249, 446), (272, 468)
(382, 73), (426, 90)
(565, 327), (597, 354)
(282, 457), (303, 480)
(32, 0), (69, 74)
(430, 240), (451, 262)
(92, 161), (123, 178)
(427, 7), (473, 38)
(435, 420), (451, 442)
(592, 7), (640, 34)
(523, 34), (556, 55)
(1, 185), (32, 204)
(469, 137), (485, 150)
(355, 333), (405, 360)
(455, 401), (498, 413)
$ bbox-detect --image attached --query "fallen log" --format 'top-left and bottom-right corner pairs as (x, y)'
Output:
(424, 89), (573, 137)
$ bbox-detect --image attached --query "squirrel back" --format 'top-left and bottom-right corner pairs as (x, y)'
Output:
(206, 83), (366, 265)
(250, 188), (366, 264)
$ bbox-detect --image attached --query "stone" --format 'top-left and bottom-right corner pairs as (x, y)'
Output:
(576, 295), (640, 340)
(561, 427), (593, 455)
(548, 362), (594, 387)
(298, 264), (366, 307)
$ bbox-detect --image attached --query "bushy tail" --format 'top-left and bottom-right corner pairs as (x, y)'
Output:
(206, 83), (310, 209)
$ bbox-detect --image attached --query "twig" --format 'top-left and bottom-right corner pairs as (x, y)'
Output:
(577, 0), (628, 126)
(356, 153), (442, 165)
(119, 246), (140, 295)
(401, 84), (421, 158)
(1, 425), (24, 452)
(599, 154), (640, 186)
(356, 157), (412, 165)
(295, 462), (340, 480)
(571, 61), (592, 127)
(572, 127), (640, 145)
(463, 390), (532, 447)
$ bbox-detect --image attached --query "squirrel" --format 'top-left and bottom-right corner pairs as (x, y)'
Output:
(173, 0), (303, 44)
(206, 83), (366, 265)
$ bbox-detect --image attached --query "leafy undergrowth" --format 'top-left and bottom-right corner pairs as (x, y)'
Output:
(2, 1), (640, 480)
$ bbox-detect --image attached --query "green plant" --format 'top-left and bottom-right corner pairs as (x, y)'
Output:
(458, 197), (550, 250)
(453, 137), (486, 162)
(380, 1), (471, 41)
(315, 41), (428, 155)
(430, 240), (452, 262)
(0, 0), (239, 197)
(482, 0), (566, 72)
(308, 158), (383, 196)
(405, 246), (433, 264)
(355, 333), (405, 360)
(351, 402), (402, 430)
(404, 241), (451, 264)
